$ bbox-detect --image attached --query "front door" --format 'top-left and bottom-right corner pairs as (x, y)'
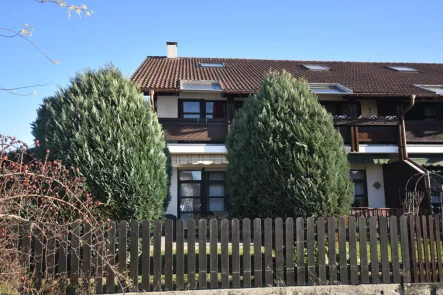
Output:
(178, 169), (227, 222)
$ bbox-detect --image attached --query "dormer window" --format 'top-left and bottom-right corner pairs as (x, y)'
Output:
(309, 83), (353, 94)
(415, 85), (443, 95)
(180, 80), (222, 91)
(302, 64), (330, 71)
(199, 62), (225, 68)
(387, 66), (418, 72)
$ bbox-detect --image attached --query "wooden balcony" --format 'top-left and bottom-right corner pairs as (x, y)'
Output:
(158, 118), (228, 142)
(334, 119), (401, 152)
(159, 118), (443, 146)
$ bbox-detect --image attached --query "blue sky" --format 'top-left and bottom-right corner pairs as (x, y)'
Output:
(1, 0), (443, 145)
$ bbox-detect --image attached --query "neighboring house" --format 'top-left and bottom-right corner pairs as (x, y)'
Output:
(131, 42), (443, 220)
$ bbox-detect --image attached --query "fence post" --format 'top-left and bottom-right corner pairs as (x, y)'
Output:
(338, 216), (348, 284)
(296, 217), (305, 286)
(106, 221), (116, 293)
(210, 219), (218, 289)
(130, 221), (139, 290)
(187, 219), (196, 289)
(70, 222), (80, 287)
(199, 219), (207, 289)
(254, 218), (262, 287)
(428, 215), (437, 282)
(317, 217), (326, 285)
(369, 216), (379, 284)
(328, 217), (337, 284)
(285, 218), (295, 286)
(409, 216), (418, 282)
(243, 218), (252, 288)
(232, 218), (241, 288)
(176, 219), (184, 290)
(389, 216), (400, 283)
(153, 220), (162, 291)
(422, 215), (431, 282)
(275, 217), (284, 284)
(221, 219), (229, 289)
(348, 216), (358, 285)
(141, 220), (150, 291)
(379, 217), (390, 283)
(307, 217), (316, 285)
(264, 218), (273, 286)
(416, 216), (424, 282)
(118, 221), (128, 293)
(165, 220), (174, 291)
(359, 216), (369, 284)
(399, 216), (411, 283)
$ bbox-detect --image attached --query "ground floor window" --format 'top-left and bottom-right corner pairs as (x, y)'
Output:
(350, 169), (368, 207)
(178, 168), (227, 222)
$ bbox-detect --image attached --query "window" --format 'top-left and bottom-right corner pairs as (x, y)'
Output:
(309, 84), (353, 94)
(405, 102), (443, 121)
(350, 169), (368, 207)
(178, 169), (227, 221)
(180, 80), (222, 91)
(302, 64), (330, 71)
(415, 85), (443, 95)
(387, 66), (418, 72)
(180, 100), (227, 119)
(199, 62), (225, 68)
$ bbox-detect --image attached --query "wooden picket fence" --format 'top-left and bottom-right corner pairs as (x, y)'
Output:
(18, 215), (443, 293)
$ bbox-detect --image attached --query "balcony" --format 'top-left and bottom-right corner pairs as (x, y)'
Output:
(334, 119), (400, 152)
(158, 118), (228, 143)
(159, 118), (443, 147)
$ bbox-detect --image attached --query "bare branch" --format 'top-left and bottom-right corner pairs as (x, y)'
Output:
(34, 0), (93, 18)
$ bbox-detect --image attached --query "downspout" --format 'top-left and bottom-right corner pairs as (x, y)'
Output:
(149, 89), (155, 111)
(400, 95), (433, 213)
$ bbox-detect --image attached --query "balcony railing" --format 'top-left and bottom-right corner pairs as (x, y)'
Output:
(158, 118), (443, 146)
(334, 119), (400, 152)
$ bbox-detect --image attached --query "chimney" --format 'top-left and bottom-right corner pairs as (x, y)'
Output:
(166, 42), (178, 59)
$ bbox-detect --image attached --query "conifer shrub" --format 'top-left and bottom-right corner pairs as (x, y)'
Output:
(226, 71), (353, 218)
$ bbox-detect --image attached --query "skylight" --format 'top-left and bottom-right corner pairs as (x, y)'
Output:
(308, 84), (353, 94)
(415, 85), (443, 95)
(302, 64), (330, 71)
(199, 62), (225, 68)
(388, 66), (418, 72)
(180, 80), (222, 92)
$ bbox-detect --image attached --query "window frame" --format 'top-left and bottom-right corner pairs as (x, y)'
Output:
(178, 99), (227, 119)
(177, 168), (227, 219)
(350, 169), (368, 207)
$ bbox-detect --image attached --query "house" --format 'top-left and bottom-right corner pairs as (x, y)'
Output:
(131, 42), (443, 220)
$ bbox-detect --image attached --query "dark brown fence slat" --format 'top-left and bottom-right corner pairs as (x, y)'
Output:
(307, 217), (316, 285)
(286, 218), (295, 286)
(254, 218), (263, 287)
(409, 216), (418, 283)
(153, 220), (162, 291)
(130, 221), (139, 290)
(94, 223), (105, 294)
(243, 218), (252, 288)
(348, 217), (358, 285)
(33, 225), (43, 289)
(188, 219), (196, 289)
(390, 216), (400, 284)
(296, 217), (305, 286)
(95, 223), (104, 294)
(317, 217), (326, 285)
(107, 221), (116, 293)
(210, 219), (218, 289)
(275, 217), (284, 283)
(435, 216), (443, 282)
(422, 215), (430, 282)
(338, 216), (348, 284)
(232, 219), (241, 288)
(199, 219), (208, 289)
(46, 227), (56, 276)
(165, 220), (173, 291)
(118, 221), (127, 293)
(379, 217), (390, 284)
(176, 219), (185, 290)
(416, 216), (424, 282)
(369, 216), (379, 284)
(428, 215), (437, 282)
(83, 223), (92, 281)
(70, 222), (80, 287)
(359, 216), (369, 284)
(264, 218), (273, 286)
(399, 216), (411, 283)
(142, 220), (150, 291)
(221, 219), (229, 289)
(328, 217), (337, 284)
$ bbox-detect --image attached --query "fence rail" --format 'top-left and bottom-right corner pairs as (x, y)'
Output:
(14, 215), (443, 293)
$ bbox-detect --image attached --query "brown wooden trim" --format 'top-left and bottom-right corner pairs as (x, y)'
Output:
(334, 119), (400, 126)
(350, 126), (356, 152)
(354, 126), (360, 152)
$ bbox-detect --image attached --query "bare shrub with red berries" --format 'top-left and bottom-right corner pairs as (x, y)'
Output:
(0, 135), (128, 294)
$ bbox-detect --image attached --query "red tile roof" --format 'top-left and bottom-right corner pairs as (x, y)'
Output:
(131, 56), (443, 95)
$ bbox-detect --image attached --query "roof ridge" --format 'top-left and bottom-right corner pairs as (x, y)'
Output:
(145, 56), (443, 65)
